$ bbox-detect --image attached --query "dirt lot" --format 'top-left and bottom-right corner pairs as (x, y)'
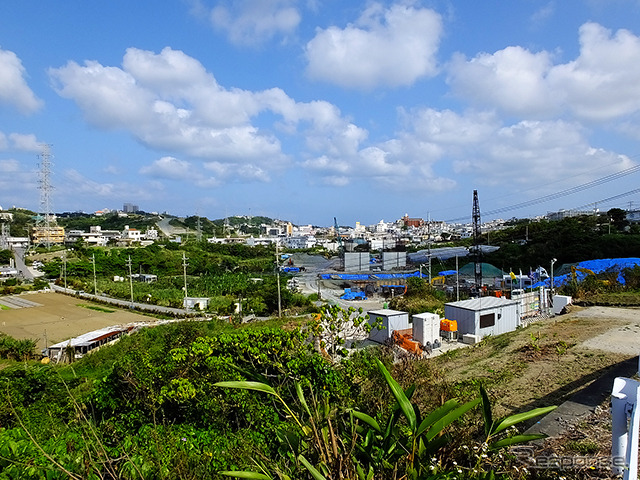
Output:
(425, 305), (640, 419)
(0, 291), (151, 349)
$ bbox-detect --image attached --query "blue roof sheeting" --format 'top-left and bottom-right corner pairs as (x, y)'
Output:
(320, 272), (421, 280)
(532, 258), (640, 288)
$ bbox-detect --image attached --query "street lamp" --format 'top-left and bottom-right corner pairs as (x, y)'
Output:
(550, 258), (557, 311)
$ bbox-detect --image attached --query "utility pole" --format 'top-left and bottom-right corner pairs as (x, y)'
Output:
(276, 241), (282, 318)
(126, 255), (134, 306)
(91, 254), (97, 296)
(456, 255), (460, 301)
(182, 252), (189, 311)
(62, 253), (67, 291)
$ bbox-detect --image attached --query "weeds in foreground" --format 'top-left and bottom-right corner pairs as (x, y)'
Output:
(215, 360), (556, 480)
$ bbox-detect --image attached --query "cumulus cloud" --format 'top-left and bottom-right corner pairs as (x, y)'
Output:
(305, 3), (442, 89)
(0, 131), (43, 152)
(548, 22), (640, 120)
(400, 107), (632, 190)
(8, 133), (41, 152)
(57, 169), (166, 211)
(209, 0), (301, 46)
(139, 156), (193, 180)
(447, 22), (640, 122)
(49, 47), (369, 184)
(0, 48), (43, 114)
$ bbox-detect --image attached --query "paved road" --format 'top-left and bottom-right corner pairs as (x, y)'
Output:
(12, 247), (34, 281)
(50, 284), (192, 317)
(291, 253), (385, 310)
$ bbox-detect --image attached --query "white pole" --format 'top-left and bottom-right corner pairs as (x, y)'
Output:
(182, 252), (189, 312)
(92, 254), (97, 296)
(127, 256), (134, 306)
(612, 376), (640, 479)
(276, 241), (282, 318)
(456, 255), (459, 302)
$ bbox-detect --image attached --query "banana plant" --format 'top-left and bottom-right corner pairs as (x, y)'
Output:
(349, 359), (482, 478)
(214, 379), (345, 480)
(479, 385), (556, 449)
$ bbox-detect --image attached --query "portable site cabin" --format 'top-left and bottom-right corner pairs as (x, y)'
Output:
(444, 297), (520, 340)
(46, 325), (135, 361)
(368, 309), (410, 344)
(412, 312), (440, 346)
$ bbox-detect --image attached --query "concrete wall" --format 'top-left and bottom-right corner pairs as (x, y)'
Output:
(344, 252), (370, 272)
(382, 252), (406, 271)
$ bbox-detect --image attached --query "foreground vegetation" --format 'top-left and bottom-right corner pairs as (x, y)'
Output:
(1, 301), (631, 479)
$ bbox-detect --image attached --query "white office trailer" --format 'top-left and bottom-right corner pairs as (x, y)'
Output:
(412, 312), (440, 346)
(368, 309), (410, 343)
(444, 297), (520, 340)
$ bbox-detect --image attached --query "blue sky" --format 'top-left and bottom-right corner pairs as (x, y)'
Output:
(2, 1), (640, 226)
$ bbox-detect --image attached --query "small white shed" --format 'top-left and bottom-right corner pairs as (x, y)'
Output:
(412, 312), (440, 346)
(552, 295), (572, 315)
(444, 297), (520, 339)
(368, 309), (410, 343)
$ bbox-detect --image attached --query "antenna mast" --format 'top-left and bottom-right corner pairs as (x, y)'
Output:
(472, 190), (482, 295)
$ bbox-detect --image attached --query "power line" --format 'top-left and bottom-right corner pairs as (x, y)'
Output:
(444, 163), (640, 223)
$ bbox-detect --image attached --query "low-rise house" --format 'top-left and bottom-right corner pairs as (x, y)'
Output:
(122, 225), (142, 243)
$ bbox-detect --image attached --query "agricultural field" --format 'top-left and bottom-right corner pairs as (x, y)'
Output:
(0, 291), (150, 350)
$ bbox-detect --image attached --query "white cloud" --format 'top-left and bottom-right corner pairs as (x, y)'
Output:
(447, 22), (640, 122)
(0, 159), (21, 173)
(531, 2), (555, 26)
(0, 131), (43, 152)
(49, 47), (371, 184)
(8, 133), (41, 152)
(58, 169), (166, 210)
(0, 48), (43, 114)
(139, 156), (193, 180)
(380, 107), (634, 199)
(305, 3), (442, 89)
(548, 22), (640, 120)
(447, 47), (558, 118)
(209, 0), (301, 46)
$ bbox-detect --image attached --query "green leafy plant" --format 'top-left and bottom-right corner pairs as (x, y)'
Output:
(215, 358), (483, 479)
(479, 385), (556, 450)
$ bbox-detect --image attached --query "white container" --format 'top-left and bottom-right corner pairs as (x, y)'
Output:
(552, 295), (572, 315)
(412, 312), (440, 346)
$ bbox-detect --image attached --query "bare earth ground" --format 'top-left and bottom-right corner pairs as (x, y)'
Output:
(0, 291), (151, 349)
(425, 306), (640, 479)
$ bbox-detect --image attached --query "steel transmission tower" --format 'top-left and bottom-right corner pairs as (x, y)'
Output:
(37, 144), (56, 248)
(472, 190), (483, 295)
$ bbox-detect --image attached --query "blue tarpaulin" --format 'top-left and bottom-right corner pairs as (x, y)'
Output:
(438, 270), (458, 276)
(531, 258), (640, 289)
(320, 272), (421, 280)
